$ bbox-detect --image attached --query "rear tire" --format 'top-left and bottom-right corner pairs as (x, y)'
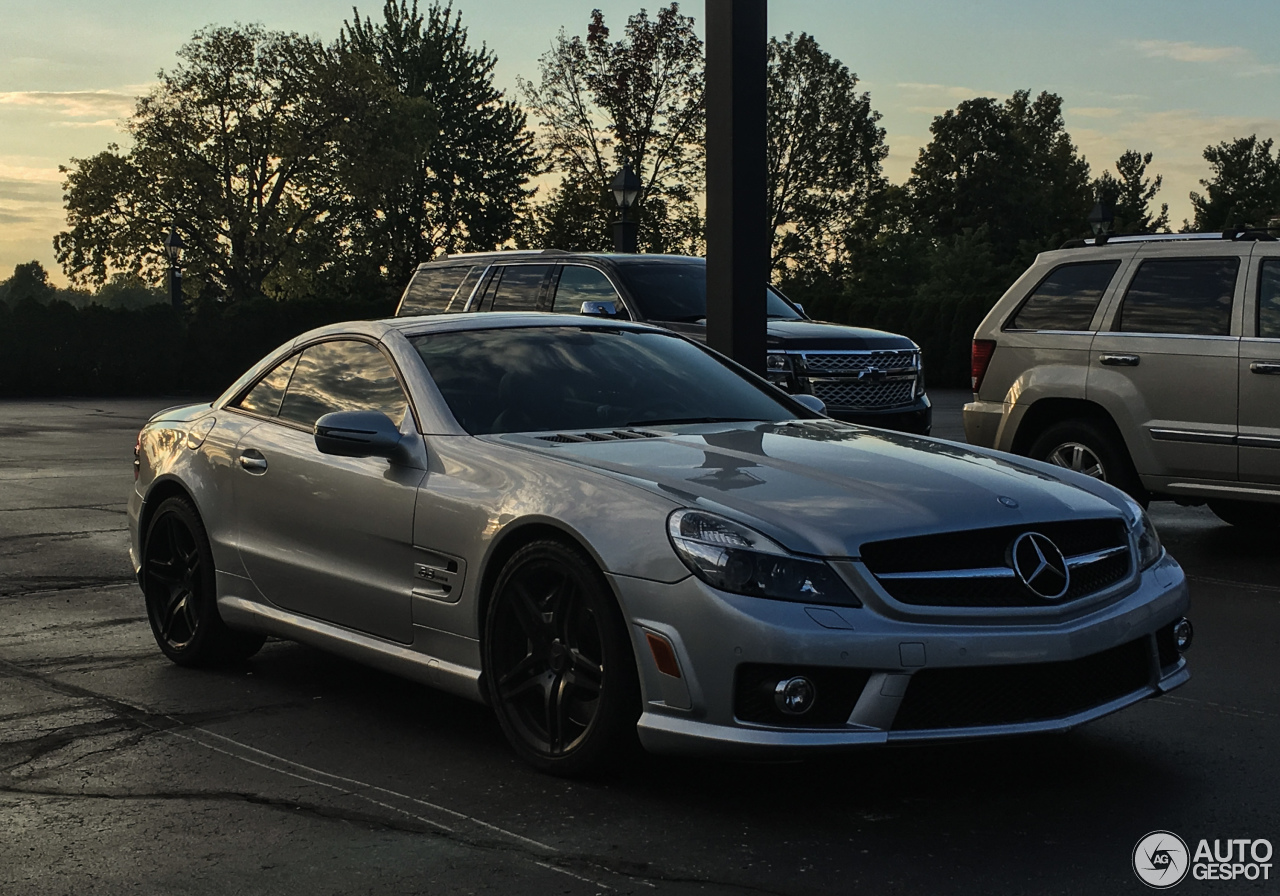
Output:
(142, 496), (265, 666)
(1207, 499), (1280, 530)
(1027, 418), (1145, 501)
(483, 539), (641, 777)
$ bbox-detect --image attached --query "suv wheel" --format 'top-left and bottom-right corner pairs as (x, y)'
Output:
(1028, 419), (1143, 499)
(1207, 499), (1280, 530)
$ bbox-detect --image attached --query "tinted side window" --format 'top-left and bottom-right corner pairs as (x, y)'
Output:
(399, 265), (475, 315)
(1118, 258), (1239, 336)
(449, 266), (484, 312)
(551, 266), (622, 312)
(489, 265), (552, 312)
(1259, 259), (1280, 339)
(1007, 261), (1119, 331)
(278, 340), (409, 429)
(235, 353), (299, 417)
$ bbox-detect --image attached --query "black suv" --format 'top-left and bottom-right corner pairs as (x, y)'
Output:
(395, 251), (931, 434)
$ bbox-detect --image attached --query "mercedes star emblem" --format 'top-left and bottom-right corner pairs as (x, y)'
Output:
(1010, 532), (1070, 600)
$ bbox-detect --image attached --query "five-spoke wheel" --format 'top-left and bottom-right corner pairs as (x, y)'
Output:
(1028, 418), (1144, 500)
(483, 540), (639, 776)
(142, 496), (264, 666)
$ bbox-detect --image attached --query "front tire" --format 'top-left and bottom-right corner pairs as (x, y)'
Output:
(142, 496), (265, 666)
(1028, 418), (1144, 500)
(483, 540), (640, 777)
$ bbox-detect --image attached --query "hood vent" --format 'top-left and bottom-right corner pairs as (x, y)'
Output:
(538, 429), (662, 444)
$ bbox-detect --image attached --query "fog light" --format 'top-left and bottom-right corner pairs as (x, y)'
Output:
(773, 676), (816, 715)
(1173, 617), (1194, 652)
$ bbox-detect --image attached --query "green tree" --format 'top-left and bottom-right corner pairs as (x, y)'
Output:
(1189, 135), (1280, 232)
(0, 261), (57, 306)
(55, 24), (433, 303)
(766, 32), (887, 280)
(1094, 150), (1169, 234)
(342, 2), (537, 279)
(519, 3), (705, 253)
(908, 90), (1093, 258)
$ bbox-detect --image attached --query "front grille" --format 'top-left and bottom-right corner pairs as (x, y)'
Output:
(734, 664), (872, 727)
(800, 350), (917, 373)
(811, 379), (915, 410)
(861, 518), (1131, 608)
(891, 637), (1152, 730)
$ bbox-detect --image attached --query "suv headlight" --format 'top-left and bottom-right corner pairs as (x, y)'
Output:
(1127, 503), (1163, 570)
(765, 352), (794, 390)
(667, 509), (860, 606)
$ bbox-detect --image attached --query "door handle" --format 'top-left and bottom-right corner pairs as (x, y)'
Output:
(1099, 353), (1140, 367)
(1249, 361), (1280, 375)
(238, 452), (268, 474)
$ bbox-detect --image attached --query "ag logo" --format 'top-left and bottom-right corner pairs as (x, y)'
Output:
(1133, 831), (1190, 888)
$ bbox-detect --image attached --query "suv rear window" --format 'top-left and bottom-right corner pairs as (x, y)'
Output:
(1117, 258), (1238, 336)
(1007, 261), (1120, 331)
(399, 265), (477, 315)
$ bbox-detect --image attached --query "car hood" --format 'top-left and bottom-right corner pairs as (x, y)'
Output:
(658, 319), (917, 351)
(496, 421), (1129, 558)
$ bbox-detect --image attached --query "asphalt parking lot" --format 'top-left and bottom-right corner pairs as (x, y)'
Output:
(1, 393), (1277, 894)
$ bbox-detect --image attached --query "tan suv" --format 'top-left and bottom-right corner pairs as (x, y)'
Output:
(964, 231), (1280, 527)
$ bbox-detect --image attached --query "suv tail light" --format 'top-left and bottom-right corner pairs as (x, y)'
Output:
(971, 340), (996, 392)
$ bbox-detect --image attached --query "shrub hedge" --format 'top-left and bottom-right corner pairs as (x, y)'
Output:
(0, 295), (394, 397)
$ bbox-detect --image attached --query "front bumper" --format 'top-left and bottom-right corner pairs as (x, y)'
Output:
(610, 551), (1189, 757)
(828, 395), (932, 436)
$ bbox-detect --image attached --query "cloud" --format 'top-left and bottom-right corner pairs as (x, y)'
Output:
(1068, 107), (1122, 119)
(0, 160), (64, 184)
(896, 82), (982, 100)
(0, 178), (60, 201)
(0, 89), (136, 118)
(1132, 40), (1248, 63)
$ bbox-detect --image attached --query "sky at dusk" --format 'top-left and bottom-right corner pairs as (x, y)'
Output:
(2, 0), (1279, 284)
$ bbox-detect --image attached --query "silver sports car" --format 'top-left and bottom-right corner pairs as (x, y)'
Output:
(129, 313), (1192, 776)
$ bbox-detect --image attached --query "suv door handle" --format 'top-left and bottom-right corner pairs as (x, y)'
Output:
(1250, 361), (1280, 375)
(238, 451), (268, 474)
(1099, 353), (1141, 367)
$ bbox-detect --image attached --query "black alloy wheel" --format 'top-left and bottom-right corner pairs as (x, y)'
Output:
(142, 496), (264, 666)
(483, 540), (640, 776)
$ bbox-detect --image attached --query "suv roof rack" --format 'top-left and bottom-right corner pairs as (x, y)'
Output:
(422, 248), (571, 264)
(1060, 230), (1277, 249)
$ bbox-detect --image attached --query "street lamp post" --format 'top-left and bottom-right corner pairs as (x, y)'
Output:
(1088, 201), (1114, 245)
(611, 163), (641, 253)
(163, 227), (185, 312)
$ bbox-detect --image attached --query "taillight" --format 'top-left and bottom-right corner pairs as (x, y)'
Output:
(133, 433), (142, 481)
(971, 339), (996, 392)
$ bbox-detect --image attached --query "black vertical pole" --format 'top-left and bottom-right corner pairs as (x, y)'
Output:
(169, 265), (183, 313)
(705, 0), (767, 376)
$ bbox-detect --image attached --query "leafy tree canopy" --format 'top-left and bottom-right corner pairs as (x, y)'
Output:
(519, 2), (705, 253)
(0, 261), (57, 306)
(342, 2), (537, 279)
(1094, 150), (1170, 234)
(766, 32), (888, 281)
(1190, 135), (1280, 232)
(55, 24), (434, 303)
(907, 90), (1093, 258)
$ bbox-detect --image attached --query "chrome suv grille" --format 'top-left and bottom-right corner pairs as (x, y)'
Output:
(812, 379), (915, 409)
(789, 349), (920, 410)
(860, 518), (1132, 609)
(801, 349), (917, 374)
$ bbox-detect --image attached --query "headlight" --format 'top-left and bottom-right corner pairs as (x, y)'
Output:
(667, 509), (860, 606)
(765, 352), (794, 390)
(1131, 505), (1163, 571)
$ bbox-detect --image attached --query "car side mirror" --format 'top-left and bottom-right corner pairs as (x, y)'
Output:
(314, 410), (405, 460)
(793, 394), (827, 416)
(580, 300), (618, 317)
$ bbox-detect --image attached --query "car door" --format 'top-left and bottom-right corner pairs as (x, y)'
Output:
(1239, 253), (1280, 485)
(471, 264), (554, 312)
(232, 338), (425, 644)
(1088, 245), (1243, 481)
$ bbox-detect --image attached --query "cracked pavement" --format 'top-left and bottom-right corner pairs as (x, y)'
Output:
(1, 397), (1278, 895)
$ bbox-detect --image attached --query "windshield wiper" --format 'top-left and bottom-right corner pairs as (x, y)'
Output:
(623, 416), (757, 427)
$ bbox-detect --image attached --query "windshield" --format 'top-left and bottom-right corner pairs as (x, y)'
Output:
(613, 261), (803, 323)
(411, 326), (804, 435)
